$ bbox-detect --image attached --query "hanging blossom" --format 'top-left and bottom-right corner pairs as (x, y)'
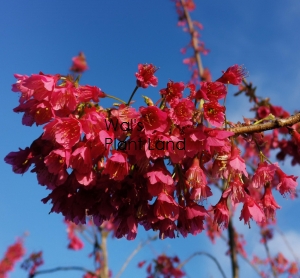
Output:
(5, 57), (299, 240)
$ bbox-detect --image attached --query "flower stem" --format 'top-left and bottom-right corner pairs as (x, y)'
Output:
(127, 85), (139, 106)
(105, 94), (126, 104)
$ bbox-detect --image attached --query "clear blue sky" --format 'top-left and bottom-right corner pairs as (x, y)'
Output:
(1, 1), (300, 277)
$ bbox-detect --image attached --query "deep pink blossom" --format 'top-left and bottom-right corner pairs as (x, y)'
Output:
(159, 80), (185, 102)
(135, 64), (158, 88)
(70, 52), (89, 72)
(169, 98), (194, 127)
(212, 197), (230, 229)
(251, 162), (277, 189)
(216, 64), (247, 85)
(153, 193), (179, 221)
(42, 116), (81, 149)
(261, 186), (281, 220)
(102, 151), (129, 181)
(197, 81), (227, 101)
(239, 195), (265, 226)
(203, 101), (226, 128)
(139, 106), (168, 135)
(276, 168), (298, 197)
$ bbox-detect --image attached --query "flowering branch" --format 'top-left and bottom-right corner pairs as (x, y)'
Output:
(228, 113), (300, 135)
(180, 0), (204, 79)
(176, 251), (227, 278)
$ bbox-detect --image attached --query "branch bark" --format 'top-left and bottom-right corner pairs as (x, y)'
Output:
(228, 219), (239, 278)
(228, 113), (300, 136)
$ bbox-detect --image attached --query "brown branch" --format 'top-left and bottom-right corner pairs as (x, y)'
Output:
(177, 251), (227, 278)
(228, 113), (300, 135)
(100, 229), (109, 278)
(180, 0), (204, 79)
(31, 266), (95, 277)
(228, 219), (239, 278)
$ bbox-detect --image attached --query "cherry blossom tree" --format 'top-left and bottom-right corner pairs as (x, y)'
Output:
(2, 1), (300, 277)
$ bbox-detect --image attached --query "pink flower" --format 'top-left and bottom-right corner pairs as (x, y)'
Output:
(276, 168), (298, 197)
(70, 52), (89, 73)
(76, 85), (106, 103)
(197, 81), (227, 101)
(216, 64), (248, 85)
(228, 145), (248, 177)
(169, 98), (194, 127)
(239, 195), (265, 226)
(135, 63), (158, 88)
(4, 147), (33, 174)
(203, 101), (226, 128)
(261, 186), (281, 220)
(185, 157), (212, 201)
(0, 239), (25, 277)
(153, 193), (179, 221)
(159, 80), (185, 102)
(139, 106), (168, 135)
(178, 202), (208, 236)
(42, 116), (81, 149)
(212, 197), (230, 229)
(251, 162), (277, 188)
(102, 151), (128, 181)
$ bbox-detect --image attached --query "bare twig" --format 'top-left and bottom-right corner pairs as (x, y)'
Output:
(275, 227), (300, 264)
(262, 234), (278, 278)
(238, 254), (264, 278)
(115, 235), (158, 278)
(177, 251), (227, 278)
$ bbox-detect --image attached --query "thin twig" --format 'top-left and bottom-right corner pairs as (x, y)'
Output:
(262, 235), (278, 278)
(238, 254), (264, 278)
(275, 227), (300, 264)
(177, 251), (227, 278)
(115, 235), (158, 278)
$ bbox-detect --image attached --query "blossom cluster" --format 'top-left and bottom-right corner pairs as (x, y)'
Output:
(5, 53), (298, 240)
(0, 239), (25, 278)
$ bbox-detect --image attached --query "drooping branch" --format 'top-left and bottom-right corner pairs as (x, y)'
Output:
(180, 0), (204, 79)
(31, 266), (95, 277)
(177, 251), (227, 278)
(228, 113), (300, 136)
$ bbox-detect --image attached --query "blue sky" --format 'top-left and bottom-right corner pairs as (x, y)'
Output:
(1, 1), (300, 277)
